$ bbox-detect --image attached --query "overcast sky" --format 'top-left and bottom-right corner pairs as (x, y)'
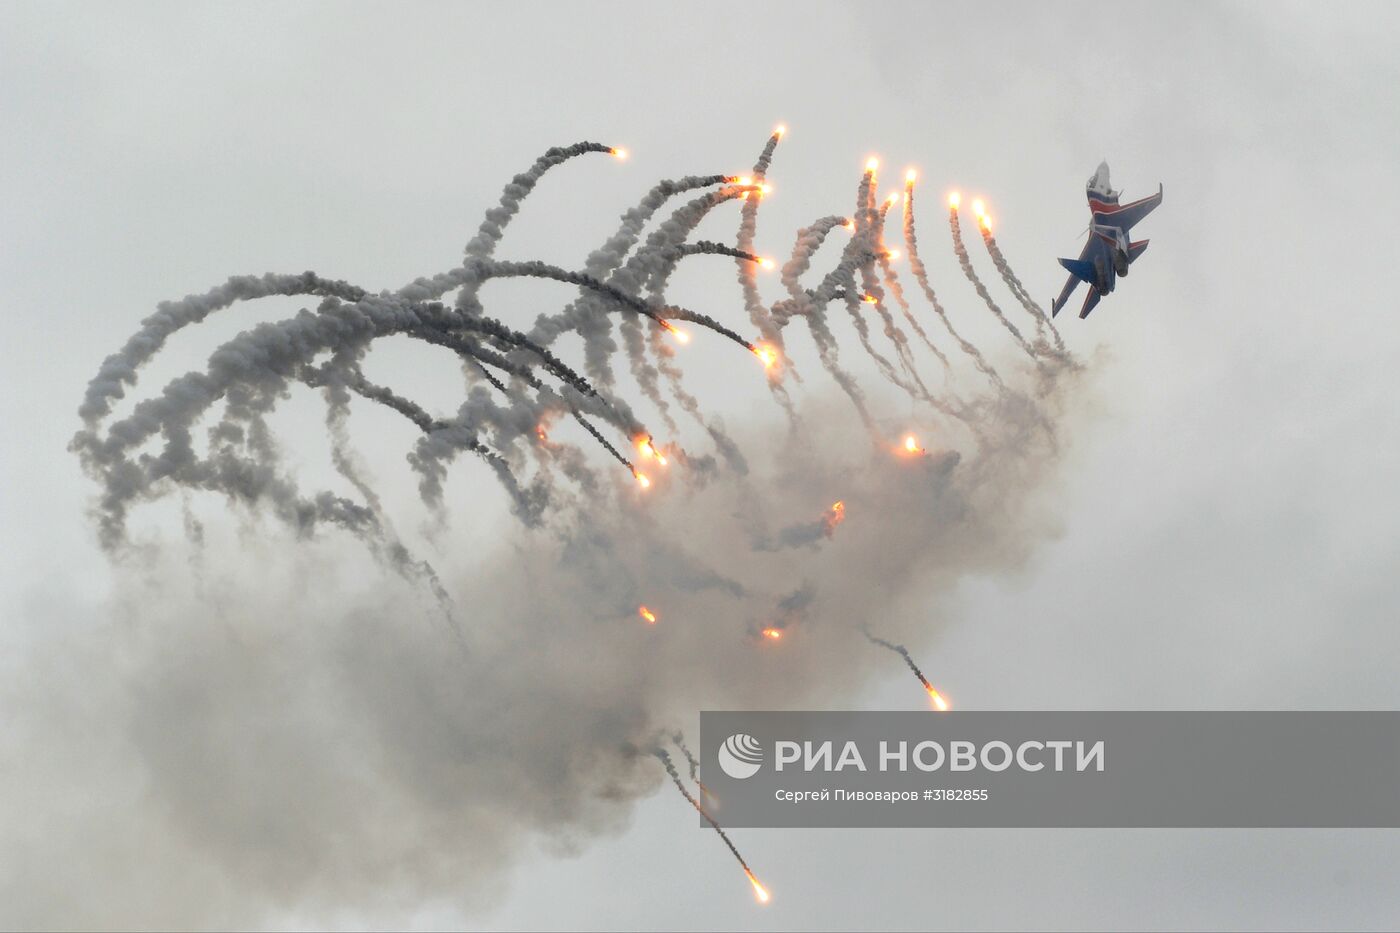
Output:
(4, 2), (1400, 930)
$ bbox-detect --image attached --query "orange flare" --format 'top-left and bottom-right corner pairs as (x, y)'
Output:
(902, 433), (924, 454)
(758, 182), (772, 196)
(824, 500), (846, 536)
(971, 198), (985, 217)
(885, 249), (901, 261)
(637, 437), (669, 466)
(746, 869), (771, 904)
(842, 219), (855, 232)
(774, 124), (787, 137)
(659, 319), (690, 343)
(535, 424), (548, 442)
(752, 343), (778, 369)
(926, 684), (950, 711)
(866, 156), (879, 172)
(948, 191), (961, 209)
(635, 471), (651, 489)
(862, 293), (877, 304)
(905, 168), (917, 184)
(738, 175), (753, 187)
(758, 257), (776, 270)
(979, 213), (992, 231)
(639, 606), (657, 624)
(885, 192), (899, 207)
(610, 147), (628, 160)
(760, 627), (783, 641)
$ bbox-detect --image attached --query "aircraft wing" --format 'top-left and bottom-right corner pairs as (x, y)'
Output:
(1091, 183), (1162, 232)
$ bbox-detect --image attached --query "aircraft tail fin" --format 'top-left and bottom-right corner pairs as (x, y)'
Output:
(1128, 239), (1150, 263)
(1058, 257), (1097, 284)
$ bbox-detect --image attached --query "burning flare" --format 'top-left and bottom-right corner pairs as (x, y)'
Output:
(638, 605), (657, 624)
(658, 319), (690, 343)
(760, 627), (783, 641)
(636, 436), (668, 466)
(633, 469), (651, 489)
(752, 343), (778, 369)
(905, 168), (917, 184)
(823, 499), (846, 537)
(902, 433), (924, 454)
(926, 684), (950, 711)
(746, 868), (772, 904)
(758, 257), (776, 270)
(948, 191), (961, 208)
(610, 147), (628, 160)
(774, 124), (787, 137)
(866, 156), (880, 173)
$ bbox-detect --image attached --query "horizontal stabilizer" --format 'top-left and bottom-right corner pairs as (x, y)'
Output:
(1058, 257), (1097, 284)
(1128, 239), (1150, 263)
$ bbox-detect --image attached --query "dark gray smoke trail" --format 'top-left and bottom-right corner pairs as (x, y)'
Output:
(862, 627), (948, 708)
(464, 141), (616, 261)
(654, 747), (767, 900)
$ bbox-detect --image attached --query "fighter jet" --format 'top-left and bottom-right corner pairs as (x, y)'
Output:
(1051, 162), (1162, 319)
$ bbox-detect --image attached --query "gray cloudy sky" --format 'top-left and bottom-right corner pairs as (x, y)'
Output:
(3, 1), (1400, 930)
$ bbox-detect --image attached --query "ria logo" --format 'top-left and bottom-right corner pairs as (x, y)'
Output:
(718, 733), (764, 779)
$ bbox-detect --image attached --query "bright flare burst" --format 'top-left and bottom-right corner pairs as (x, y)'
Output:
(758, 256), (776, 270)
(902, 433), (924, 454)
(774, 124), (787, 137)
(971, 198), (985, 218)
(638, 605), (657, 624)
(905, 168), (917, 184)
(746, 869), (772, 904)
(866, 156), (879, 173)
(949, 191), (961, 208)
(636, 436), (668, 466)
(823, 499), (846, 537)
(760, 627), (783, 641)
(752, 343), (778, 369)
(634, 470), (651, 489)
(610, 147), (628, 160)
(926, 684), (950, 711)
(659, 319), (690, 343)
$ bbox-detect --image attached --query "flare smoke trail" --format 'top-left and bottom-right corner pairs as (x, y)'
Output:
(671, 732), (714, 802)
(655, 748), (767, 902)
(32, 128), (1093, 927)
(977, 218), (1066, 353)
(903, 182), (1004, 390)
(948, 201), (1037, 359)
(862, 628), (949, 710)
